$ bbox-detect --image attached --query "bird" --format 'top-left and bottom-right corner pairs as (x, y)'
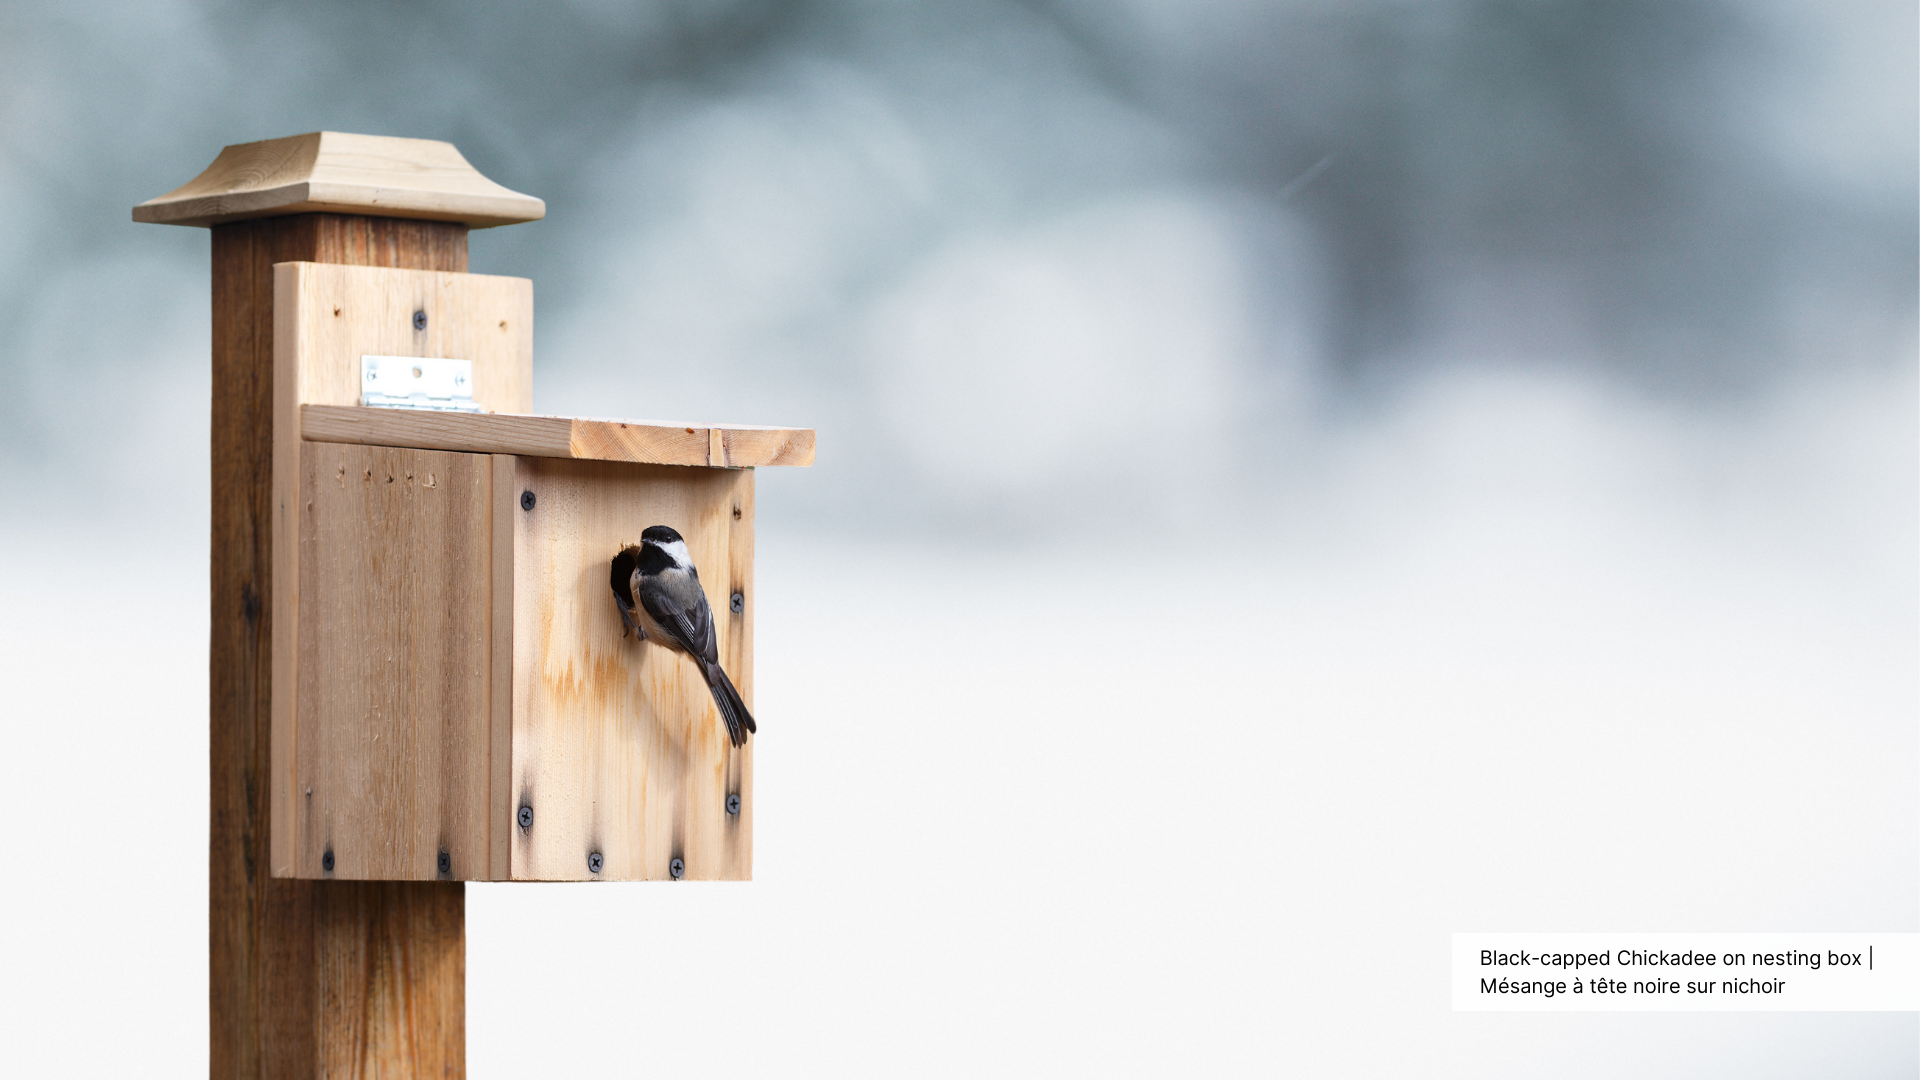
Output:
(610, 526), (756, 747)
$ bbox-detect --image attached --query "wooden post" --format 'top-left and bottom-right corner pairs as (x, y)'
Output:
(136, 134), (544, 1078)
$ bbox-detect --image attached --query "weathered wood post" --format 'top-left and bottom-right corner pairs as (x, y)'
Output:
(135, 132), (545, 1078)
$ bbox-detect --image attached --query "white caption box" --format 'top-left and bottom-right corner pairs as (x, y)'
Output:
(1452, 933), (1920, 1011)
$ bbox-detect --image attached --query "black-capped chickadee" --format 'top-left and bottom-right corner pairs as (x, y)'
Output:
(610, 526), (757, 747)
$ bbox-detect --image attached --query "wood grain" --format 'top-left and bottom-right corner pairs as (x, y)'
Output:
(489, 457), (518, 884)
(276, 262), (533, 418)
(302, 404), (816, 468)
(135, 131), (545, 228)
(508, 458), (755, 881)
(284, 445), (759, 886)
(294, 443), (494, 881)
(208, 212), (466, 1080)
(724, 463), (755, 856)
(314, 883), (464, 1079)
(273, 261), (531, 876)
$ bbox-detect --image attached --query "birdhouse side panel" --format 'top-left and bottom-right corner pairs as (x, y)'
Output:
(269, 260), (532, 875)
(289, 441), (496, 880)
(507, 458), (754, 882)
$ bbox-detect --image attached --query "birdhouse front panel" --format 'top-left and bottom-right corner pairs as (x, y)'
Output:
(507, 457), (754, 882)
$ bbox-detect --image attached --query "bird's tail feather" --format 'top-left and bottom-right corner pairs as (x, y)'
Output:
(704, 662), (757, 747)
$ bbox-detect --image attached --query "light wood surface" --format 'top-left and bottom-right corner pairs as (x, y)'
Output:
(314, 883), (464, 1078)
(508, 458), (755, 881)
(276, 261), (533, 417)
(303, 404), (816, 468)
(135, 132), (545, 228)
(489, 456), (518, 883)
(723, 461), (756, 854)
(205, 212), (467, 1080)
(294, 443), (495, 881)
(272, 260), (531, 878)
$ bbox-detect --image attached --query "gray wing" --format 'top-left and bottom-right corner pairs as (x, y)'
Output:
(637, 569), (719, 664)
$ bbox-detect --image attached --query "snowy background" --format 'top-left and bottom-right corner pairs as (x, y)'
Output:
(0, 1), (1913, 1075)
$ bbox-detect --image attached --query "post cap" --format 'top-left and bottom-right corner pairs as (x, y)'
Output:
(133, 131), (545, 229)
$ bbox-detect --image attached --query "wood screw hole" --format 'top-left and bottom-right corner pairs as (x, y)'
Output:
(412, 310), (427, 331)
(729, 592), (744, 614)
(517, 805), (534, 829)
(321, 850), (334, 872)
(726, 793), (741, 815)
(669, 857), (685, 880)
(438, 851), (451, 875)
(520, 490), (536, 511)
(587, 852), (604, 874)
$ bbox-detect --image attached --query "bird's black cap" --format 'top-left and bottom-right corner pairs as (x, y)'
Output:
(641, 525), (684, 545)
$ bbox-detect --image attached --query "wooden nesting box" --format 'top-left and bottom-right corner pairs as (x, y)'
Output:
(269, 261), (812, 882)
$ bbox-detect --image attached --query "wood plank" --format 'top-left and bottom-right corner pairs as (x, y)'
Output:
(508, 459), (754, 881)
(301, 404), (816, 468)
(276, 262), (533, 419)
(273, 260), (531, 875)
(208, 212), (466, 1080)
(725, 472), (755, 868)
(306, 407), (574, 457)
(489, 455), (517, 884)
(720, 424), (817, 468)
(135, 131), (545, 228)
(294, 443), (494, 881)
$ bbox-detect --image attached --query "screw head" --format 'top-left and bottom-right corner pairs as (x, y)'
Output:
(587, 851), (604, 874)
(437, 851), (451, 875)
(321, 850), (335, 872)
(520, 490), (536, 511)
(412, 310), (427, 331)
(729, 591), (744, 614)
(669, 857), (685, 880)
(517, 804), (534, 829)
(726, 793), (741, 815)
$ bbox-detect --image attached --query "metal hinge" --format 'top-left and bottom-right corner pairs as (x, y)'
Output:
(360, 355), (483, 412)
